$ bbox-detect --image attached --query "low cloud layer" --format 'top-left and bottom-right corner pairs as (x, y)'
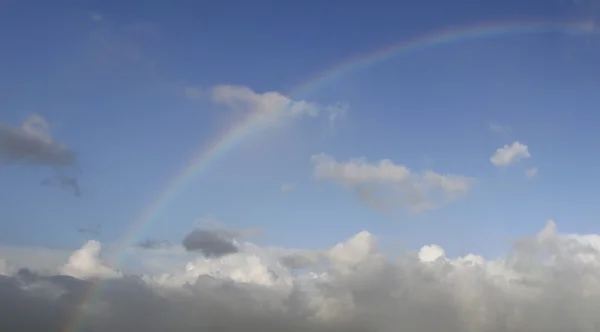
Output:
(4, 220), (600, 331)
(311, 153), (474, 212)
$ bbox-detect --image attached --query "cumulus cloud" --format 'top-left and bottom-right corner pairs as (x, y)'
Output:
(5, 220), (600, 331)
(526, 167), (539, 178)
(311, 153), (474, 212)
(210, 85), (348, 124)
(58, 241), (120, 280)
(490, 141), (531, 167)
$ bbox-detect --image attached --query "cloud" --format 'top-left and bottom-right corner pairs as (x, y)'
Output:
(182, 228), (258, 258)
(490, 141), (531, 167)
(526, 167), (539, 178)
(0, 114), (81, 194)
(311, 153), (474, 212)
(0, 114), (75, 166)
(489, 123), (511, 134)
(59, 240), (120, 280)
(280, 250), (322, 270)
(87, 19), (161, 70)
(6, 220), (600, 331)
(282, 182), (296, 193)
(90, 12), (103, 22)
(41, 173), (82, 196)
(137, 238), (172, 250)
(210, 85), (348, 124)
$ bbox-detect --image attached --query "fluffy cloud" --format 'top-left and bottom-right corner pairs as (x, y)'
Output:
(490, 141), (531, 167)
(210, 85), (347, 124)
(5, 220), (600, 331)
(311, 153), (474, 212)
(59, 240), (120, 280)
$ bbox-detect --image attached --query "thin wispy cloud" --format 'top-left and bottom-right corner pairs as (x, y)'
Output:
(281, 182), (296, 193)
(526, 167), (539, 178)
(489, 122), (511, 134)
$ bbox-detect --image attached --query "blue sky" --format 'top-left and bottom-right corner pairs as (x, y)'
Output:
(1, 0), (599, 259)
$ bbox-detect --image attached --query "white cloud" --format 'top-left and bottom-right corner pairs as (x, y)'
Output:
(490, 141), (531, 166)
(311, 153), (474, 212)
(210, 85), (347, 125)
(281, 182), (296, 193)
(59, 240), (120, 279)
(5, 220), (600, 331)
(526, 167), (539, 178)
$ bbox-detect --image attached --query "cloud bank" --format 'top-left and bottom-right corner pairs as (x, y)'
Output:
(4, 220), (600, 331)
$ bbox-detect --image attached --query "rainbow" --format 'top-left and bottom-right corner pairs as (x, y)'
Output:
(63, 19), (597, 332)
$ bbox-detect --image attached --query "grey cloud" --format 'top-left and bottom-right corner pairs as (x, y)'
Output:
(280, 251), (322, 270)
(0, 270), (363, 332)
(182, 229), (240, 257)
(0, 115), (75, 166)
(7, 221), (600, 331)
(1, 115), (81, 195)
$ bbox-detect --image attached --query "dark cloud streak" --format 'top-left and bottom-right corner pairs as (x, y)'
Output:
(182, 229), (240, 257)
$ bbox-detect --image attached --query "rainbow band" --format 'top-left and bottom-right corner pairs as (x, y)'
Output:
(63, 19), (598, 332)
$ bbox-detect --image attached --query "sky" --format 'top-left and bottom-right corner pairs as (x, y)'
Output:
(2, 1), (600, 331)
